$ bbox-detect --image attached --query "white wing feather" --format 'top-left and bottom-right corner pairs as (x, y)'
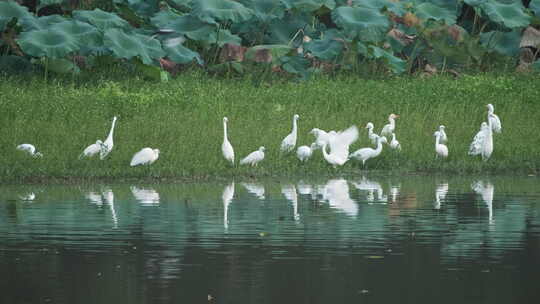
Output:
(328, 126), (359, 161)
(489, 114), (502, 133)
(81, 143), (101, 158)
(469, 128), (486, 156)
(240, 151), (263, 165)
(130, 148), (155, 166)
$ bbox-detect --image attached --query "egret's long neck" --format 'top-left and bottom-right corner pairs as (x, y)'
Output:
(223, 120), (228, 141)
(375, 139), (383, 155)
(368, 127), (373, 136)
(435, 135), (440, 147)
(107, 119), (116, 141)
(292, 118), (298, 134)
(389, 117), (395, 127)
(322, 144), (330, 161)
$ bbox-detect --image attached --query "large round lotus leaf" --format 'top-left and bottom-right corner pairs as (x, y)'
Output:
(355, 0), (407, 17)
(531, 0), (540, 16)
(192, 0), (253, 24)
(415, 3), (457, 25)
(150, 10), (183, 28)
(51, 20), (102, 48)
(164, 44), (203, 65)
(238, 0), (286, 22)
(245, 44), (293, 63)
(480, 30), (520, 57)
(38, 0), (63, 10)
(266, 14), (311, 44)
(167, 15), (217, 42)
(368, 46), (406, 74)
(104, 28), (165, 64)
(281, 0), (335, 12)
(20, 14), (67, 31)
(0, 1), (31, 31)
(279, 55), (311, 79)
(207, 29), (242, 47)
(73, 9), (130, 31)
(17, 29), (79, 58)
(332, 6), (390, 42)
(304, 29), (344, 61)
(479, 0), (530, 29)
(114, 0), (159, 16)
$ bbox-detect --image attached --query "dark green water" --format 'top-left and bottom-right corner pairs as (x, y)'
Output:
(1, 175), (539, 304)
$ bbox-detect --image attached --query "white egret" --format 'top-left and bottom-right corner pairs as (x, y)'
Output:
(389, 133), (401, 150)
(434, 131), (448, 158)
(310, 128), (333, 147)
(222, 182), (234, 230)
(240, 146), (265, 166)
(222, 117), (234, 165)
(296, 143), (317, 162)
(366, 122), (378, 145)
(16, 144), (43, 158)
(281, 114), (299, 153)
(321, 125), (359, 167)
(468, 118), (493, 161)
(349, 135), (388, 167)
(381, 113), (399, 137)
(438, 125), (448, 144)
(100, 116), (117, 160)
(487, 104), (502, 133)
(80, 140), (104, 159)
(130, 147), (160, 166)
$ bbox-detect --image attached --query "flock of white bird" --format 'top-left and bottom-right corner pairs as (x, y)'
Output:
(15, 104), (501, 168)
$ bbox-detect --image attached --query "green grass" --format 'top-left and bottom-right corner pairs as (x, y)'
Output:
(1, 71), (539, 183)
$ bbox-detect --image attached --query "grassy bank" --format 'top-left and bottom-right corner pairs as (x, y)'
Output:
(1, 72), (539, 183)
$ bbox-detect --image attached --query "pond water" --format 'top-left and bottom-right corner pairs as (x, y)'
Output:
(1, 175), (539, 304)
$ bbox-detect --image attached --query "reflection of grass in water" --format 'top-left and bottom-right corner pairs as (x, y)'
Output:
(0, 72), (539, 182)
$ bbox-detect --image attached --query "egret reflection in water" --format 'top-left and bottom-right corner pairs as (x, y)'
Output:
(472, 180), (495, 224)
(102, 188), (118, 228)
(281, 184), (299, 221)
(434, 183), (449, 210)
(222, 182), (234, 231)
(131, 186), (160, 205)
(352, 177), (387, 204)
(322, 179), (357, 217)
(241, 182), (265, 200)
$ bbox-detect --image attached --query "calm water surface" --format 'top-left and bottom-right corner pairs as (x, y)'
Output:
(1, 175), (539, 304)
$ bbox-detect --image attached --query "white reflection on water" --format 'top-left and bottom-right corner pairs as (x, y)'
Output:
(352, 177), (387, 204)
(131, 186), (160, 206)
(86, 191), (103, 205)
(297, 180), (316, 200)
(102, 188), (118, 229)
(281, 184), (299, 221)
(322, 179), (357, 217)
(434, 183), (449, 210)
(18, 192), (36, 201)
(241, 182), (265, 200)
(472, 180), (494, 224)
(222, 182), (234, 231)
(390, 185), (400, 203)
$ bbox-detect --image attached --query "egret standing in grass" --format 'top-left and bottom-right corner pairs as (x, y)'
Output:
(469, 121), (493, 161)
(487, 104), (502, 133)
(321, 125), (359, 167)
(350, 135), (388, 167)
(389, 133), (401, 150)
(381, 114), (399, 137)
(296, 143), (317, 162)
(80, 140), (104, 159)
(366, 122), (378, 145)
(438, 125), (448, 144)
(222, 117), (234, 165)
(434, 130), (448, 158)
(100, 116), (117, 160)
(240, 146), (265, 166)
(130, 147), (160, 166)
(280, 114), (299, 153)
(310, 128), (332, 148)
(16, 144), (43, 158)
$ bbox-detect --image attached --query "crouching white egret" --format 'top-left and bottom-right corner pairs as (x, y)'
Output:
(281, 114), (299, 153)
(389, 133), (401, 150)
(434, 130), (448, 158)
(350, 135), (387, 167)
(16, 144), (43, 158)
(130, 147), (160, 166)
(240, 146), (265, 166)
(222, 117), (234, 165)
(296, 143), (317, 162)
(80, 140), (104, 159)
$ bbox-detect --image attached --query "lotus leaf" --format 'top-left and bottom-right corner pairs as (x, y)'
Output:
(480, 30), (520, 57)
(332, 6), (390, 42)
(238, 0), (286, 22)
(479, 0), (530, 29)
(415, 3), (457, 25)
(38, 0), (64, 10)
(368, 46), (406, 74)
(304, 30), (344, 61)
(280, 55), (311, 79)
(164, 44), (203, 65)
(167, 15), (217, 42)
(266, 15), (311, 44)
(51, 20), (102, 48)
(17, 29), (79, 58)
(208, 29), (242, 47)
(113, 0), (159, 17)
(0, 55), (33, 73)
(531, 0), (540, 16)
(281, 0), (335, 12)
(39, 58), (80, 74)
(354, 0), (407, 16)
(74, 9), (130, 31)
(0, 1), (31, 31)
(192, 0), (253, 24)
(20, 15), (67, 31)
(104, 28), (165, 64)
(150, 10), (183, 29)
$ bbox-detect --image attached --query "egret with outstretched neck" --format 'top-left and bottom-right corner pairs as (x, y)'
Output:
(366, 122), (378, 145)
(281, 114), (299, 153)
(100, 116), (117, 160)
(487, 104), (502, 133)
(350, 135), (388, 167)
(222, 117), (234, 165)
